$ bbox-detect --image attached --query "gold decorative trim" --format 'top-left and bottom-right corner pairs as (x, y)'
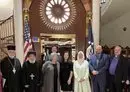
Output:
(39, 0), (77, 31)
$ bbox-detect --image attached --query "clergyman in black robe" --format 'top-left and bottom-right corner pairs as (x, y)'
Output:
(0, 45), (22, 92)
(22, 50), (41, 92)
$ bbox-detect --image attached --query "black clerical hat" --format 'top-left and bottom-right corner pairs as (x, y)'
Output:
(7, 45), (16, 50)
(27, 50), (36, 57)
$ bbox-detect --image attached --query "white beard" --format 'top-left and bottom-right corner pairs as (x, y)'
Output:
(29, 60), (36, 64)
(9, 56), (15, 59)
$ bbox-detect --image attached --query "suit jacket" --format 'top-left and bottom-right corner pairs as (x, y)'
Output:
(127, 58), (130, 80)
(89, 53), (109, 75)
(109, 55), (128, 83)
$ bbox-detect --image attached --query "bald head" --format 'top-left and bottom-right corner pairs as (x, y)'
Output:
(114, 46), (122, 56)
(96, 45), (102, 54)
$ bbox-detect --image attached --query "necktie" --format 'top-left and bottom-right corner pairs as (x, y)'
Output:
(96, 54), (100, 66)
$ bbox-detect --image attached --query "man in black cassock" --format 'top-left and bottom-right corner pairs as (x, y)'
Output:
(0, 45), (22, 92)
(22, 50), (41, 92)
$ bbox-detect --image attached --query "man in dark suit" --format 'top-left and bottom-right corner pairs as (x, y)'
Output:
(89, 45), (109, 92)
(108, 46), (128, 92)
(127, 53), (130, 91)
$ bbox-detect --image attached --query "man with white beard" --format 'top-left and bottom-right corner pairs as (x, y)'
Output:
(1, 45), (22, 92)
(22, 50), (41, 92)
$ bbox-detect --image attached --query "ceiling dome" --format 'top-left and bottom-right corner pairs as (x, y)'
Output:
(39, 0), (77, 30)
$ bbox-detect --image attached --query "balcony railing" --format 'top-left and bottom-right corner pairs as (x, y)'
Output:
(0, 15), (15, 60)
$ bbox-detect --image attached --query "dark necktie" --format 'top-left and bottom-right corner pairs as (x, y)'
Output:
(96, 54), (100, 66)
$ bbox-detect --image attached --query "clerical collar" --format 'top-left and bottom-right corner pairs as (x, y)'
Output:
(115, 55), (118, 58)
(114, 56), (120, 60)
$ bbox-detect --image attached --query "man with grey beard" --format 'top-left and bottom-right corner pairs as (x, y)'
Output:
(22, 50), (41, 92)
(1, 45), (22, 92)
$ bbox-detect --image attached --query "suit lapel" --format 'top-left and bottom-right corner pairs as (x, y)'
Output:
(99, 54), (103, 64)
(115, 56), (121, 74)
(94, 56), (98, 67)
(96, 54), (103, 66)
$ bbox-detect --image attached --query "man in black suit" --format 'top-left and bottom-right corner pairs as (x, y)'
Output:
(108, 46), (128, 92)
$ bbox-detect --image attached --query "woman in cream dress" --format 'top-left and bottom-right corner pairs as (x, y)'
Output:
(73, 51), (91, 92)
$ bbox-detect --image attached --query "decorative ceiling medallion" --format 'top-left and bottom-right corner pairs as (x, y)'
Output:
(39, 0), (77, 30)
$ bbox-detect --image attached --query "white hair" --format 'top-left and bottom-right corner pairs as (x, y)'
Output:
(50, 53), (58, 61)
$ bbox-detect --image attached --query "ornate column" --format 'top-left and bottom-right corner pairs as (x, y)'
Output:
(13, 0), (24, 64)
(92, 0), (100, 47)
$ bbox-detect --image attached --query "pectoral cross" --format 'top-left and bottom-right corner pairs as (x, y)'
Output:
(30, 73), (35, 80)
(12, 68), (16, 74)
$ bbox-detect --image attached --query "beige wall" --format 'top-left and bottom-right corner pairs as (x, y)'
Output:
(0, 0), (13, 20)
(101, 12), (130, 47)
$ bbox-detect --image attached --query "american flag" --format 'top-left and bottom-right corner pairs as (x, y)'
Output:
(24, 16), (32, 61)
(86, 20), (94, 60)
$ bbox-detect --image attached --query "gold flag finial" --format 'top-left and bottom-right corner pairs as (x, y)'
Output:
(87, 11), (92, 20)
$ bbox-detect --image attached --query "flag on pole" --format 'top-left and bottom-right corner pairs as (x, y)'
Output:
(24, 15), (33, 61)
(86, 20), (94, 60)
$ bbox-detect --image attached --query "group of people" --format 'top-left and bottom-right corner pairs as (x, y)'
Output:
(0, 45), (130, 92)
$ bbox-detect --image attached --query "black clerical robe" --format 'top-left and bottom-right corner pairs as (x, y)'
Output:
(0, 56), (22, 92)
(22, 61), (41, 92)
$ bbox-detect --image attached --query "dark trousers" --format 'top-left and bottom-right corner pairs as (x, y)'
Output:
(92, 77), (106, 92)
(126, 85), (130, 92)
(109, 75), (122, 92)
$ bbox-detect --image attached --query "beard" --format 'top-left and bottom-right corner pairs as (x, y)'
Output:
(9, 56), (15, 59)
(29, 60), (36, 64)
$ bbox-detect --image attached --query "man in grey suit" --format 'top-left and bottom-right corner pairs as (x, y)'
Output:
(89, 45), (109, 92)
